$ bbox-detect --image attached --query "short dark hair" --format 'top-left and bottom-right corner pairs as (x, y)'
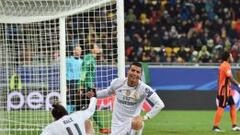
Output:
(85, 43), (95, 54)
(51, 103), (68, 120)
(130, 62), (142, 71)
(221, 51), (230, 61)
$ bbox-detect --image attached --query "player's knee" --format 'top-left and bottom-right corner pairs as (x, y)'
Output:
(85, 119), (95, 135)
(131, 116), (144, 131)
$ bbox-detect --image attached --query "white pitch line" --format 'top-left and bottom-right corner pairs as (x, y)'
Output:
(0, 117), (44, 127)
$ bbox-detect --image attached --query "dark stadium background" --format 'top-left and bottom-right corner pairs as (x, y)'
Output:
(123, 0), (240, 111)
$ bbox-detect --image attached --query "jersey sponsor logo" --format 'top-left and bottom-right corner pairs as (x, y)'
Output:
(117, 98), (138, 106)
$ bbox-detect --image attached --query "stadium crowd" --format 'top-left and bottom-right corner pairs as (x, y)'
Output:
(125, 0), (240, 63)
(6, 0), (240, 65)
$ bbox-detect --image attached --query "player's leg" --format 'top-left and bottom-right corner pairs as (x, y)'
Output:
(85, 119), (95, 135)
(111, 122), (131, 135)
(228, 96), (240, 131)
(72, 80), (80, 111)
(213, 95), (225, 132)
(130, 116), (144, 135)
(67, 80), (74, 113)
(93, 110), (103, 128)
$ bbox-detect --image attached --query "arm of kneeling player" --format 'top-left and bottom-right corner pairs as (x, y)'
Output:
(144, 93), (165, 120)
(86, 97), (97, 117)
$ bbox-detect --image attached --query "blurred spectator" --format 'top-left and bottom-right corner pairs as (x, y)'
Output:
(198, 45), (211, 63)
(21, 46), (32, 65)
(124, 0), (240, 63)
(231, 40), (240, 62)
(177, 46), (187, 62)
(125, 9), (137, 22)
(190, 50), (198, 63)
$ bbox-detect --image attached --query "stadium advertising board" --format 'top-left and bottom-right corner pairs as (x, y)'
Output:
(150, 67), (240, 91)
(7, 92), (152, 111)
(7, 91), (60, 111)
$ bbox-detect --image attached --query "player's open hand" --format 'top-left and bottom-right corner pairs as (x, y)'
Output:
(131, 115), (143, 130)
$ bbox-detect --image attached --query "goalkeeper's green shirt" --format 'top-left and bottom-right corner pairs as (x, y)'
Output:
(80, 53), (96, 89)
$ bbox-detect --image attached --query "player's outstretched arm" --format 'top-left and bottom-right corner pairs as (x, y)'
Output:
(96, 78), (122, 98)
(96, 88), (114, 98)
(86, 88), (114, 99)
(86, 97), (97, 117)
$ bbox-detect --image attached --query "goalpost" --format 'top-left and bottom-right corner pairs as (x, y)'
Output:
(0, 0), (125, 135)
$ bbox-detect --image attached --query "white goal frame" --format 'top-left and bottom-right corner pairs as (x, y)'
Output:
(0, 0), (125, 134)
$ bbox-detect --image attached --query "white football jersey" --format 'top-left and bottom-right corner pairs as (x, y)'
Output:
(40, 97), (96, 135)
(97, 78), (164, 135)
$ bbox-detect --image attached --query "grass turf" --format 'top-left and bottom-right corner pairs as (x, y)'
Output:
(143, 110), (240, 135)
(2, 110), (240, 135)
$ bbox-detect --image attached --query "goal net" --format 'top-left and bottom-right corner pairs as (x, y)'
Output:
(0, 0), (125, 135)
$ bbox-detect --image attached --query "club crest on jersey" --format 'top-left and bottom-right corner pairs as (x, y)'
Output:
(133, 91), (139, 99)
(125, 90), (139, 100)
(126, 90), (131, 96)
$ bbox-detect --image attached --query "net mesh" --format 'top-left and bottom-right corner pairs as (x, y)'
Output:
(1, 0), (100, 16)
(0, 0), (118, 135)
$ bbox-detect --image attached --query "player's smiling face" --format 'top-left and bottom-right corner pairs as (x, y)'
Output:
(127, 65), (142, 87)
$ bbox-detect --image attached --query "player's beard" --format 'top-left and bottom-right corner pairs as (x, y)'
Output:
(128, 75), (139, 87)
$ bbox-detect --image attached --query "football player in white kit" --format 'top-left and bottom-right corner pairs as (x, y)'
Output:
(96, 62), (165, 135)
(40, 97), (96, 135)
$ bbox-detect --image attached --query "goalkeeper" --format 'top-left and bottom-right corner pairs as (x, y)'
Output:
(79, 43), (110, 134)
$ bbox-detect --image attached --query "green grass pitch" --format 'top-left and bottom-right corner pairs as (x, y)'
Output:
(143, 110), (240, 135)
(3, 110), (240, 135)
